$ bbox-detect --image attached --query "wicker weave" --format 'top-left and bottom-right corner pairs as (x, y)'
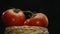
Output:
(4, 26), (49, 34)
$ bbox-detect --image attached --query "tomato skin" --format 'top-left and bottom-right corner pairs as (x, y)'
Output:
(24, 13), (48, 27)
(2, 9), (26, 27)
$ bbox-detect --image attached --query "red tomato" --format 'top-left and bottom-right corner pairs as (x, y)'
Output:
(24, 19), (30, 25)
(24, 13), (48, 27)
(2, 8), (26, 27)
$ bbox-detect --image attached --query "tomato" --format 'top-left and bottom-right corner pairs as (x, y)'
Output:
(24, 13), (48, 27)
(2, 8), (26, 27)
(24, 19), (30, 26)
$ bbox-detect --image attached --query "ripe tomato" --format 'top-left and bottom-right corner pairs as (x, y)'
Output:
(24, 19), (30, 26)
(24, 13), (48, 27)
(2, 8), (26, 27)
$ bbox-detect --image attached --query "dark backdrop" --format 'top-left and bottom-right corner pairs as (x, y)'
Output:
(0, 0), (57, 34)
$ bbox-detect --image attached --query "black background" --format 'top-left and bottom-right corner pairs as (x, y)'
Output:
(0, 0), (58, 34)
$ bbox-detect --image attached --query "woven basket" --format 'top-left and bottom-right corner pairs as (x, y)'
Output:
(4, 26), (49, 34)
